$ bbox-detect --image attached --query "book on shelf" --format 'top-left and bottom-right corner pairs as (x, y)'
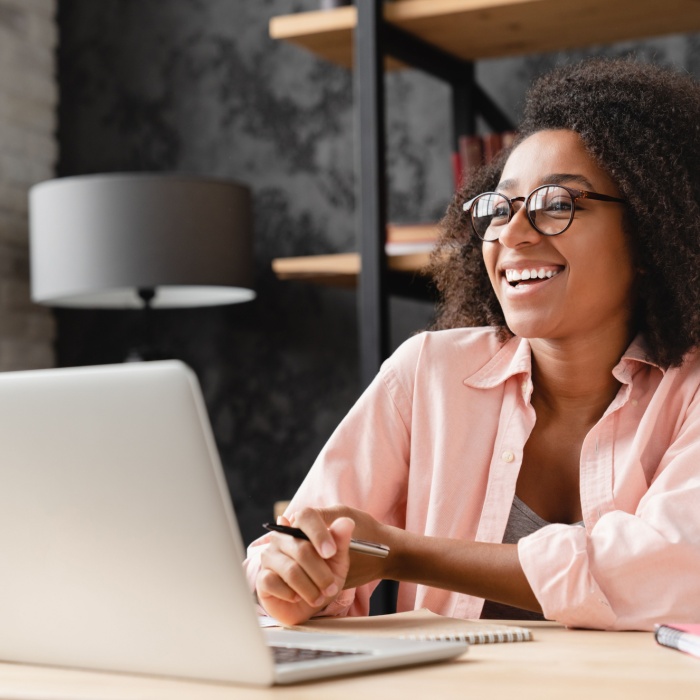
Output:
(655, 623), (700, 659)
(453, 130), (518, 190)
(287, 608), (533, 645)
(481, 132), (502, 164)
(457, 134), (483, 190)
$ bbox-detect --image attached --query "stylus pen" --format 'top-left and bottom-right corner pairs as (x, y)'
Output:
(263, 522), (390, 558)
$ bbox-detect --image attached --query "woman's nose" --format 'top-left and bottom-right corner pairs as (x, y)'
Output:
(497, 205), (541, 249)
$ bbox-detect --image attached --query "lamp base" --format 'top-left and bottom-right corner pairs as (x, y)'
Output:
(123, 287), (167, 361)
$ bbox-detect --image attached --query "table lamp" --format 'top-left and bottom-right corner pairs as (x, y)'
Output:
(28, 173), (255, 361)
(29, 173), (255, 310)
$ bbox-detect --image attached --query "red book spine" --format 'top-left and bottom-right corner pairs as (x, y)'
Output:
(458, 135), (483, 189)
(482, 133), (503, 164)
(451, 151), (463, 190)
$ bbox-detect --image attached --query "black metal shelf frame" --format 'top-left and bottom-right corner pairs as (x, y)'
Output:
(354, 0), (514, 388)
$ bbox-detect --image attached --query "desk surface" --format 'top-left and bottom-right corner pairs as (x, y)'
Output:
(0, 622), (698, 699)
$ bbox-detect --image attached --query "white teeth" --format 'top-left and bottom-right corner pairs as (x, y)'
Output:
(504, 268), (561, 283)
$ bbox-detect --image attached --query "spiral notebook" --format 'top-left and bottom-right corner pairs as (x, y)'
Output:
(287, 609), (533, 644)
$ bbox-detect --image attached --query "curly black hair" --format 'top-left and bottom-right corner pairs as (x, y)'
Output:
(430, 57), (700, 367)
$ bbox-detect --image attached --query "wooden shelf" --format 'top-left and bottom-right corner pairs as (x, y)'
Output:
(272, 223), (438, 287)
(270, 0), (700, 68)
(272, 250), (432, 288)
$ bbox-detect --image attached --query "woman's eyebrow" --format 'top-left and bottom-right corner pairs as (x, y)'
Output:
(495, 178), (517, 191)
(495, 174), (596, 192)
(542, 173), (596, 189)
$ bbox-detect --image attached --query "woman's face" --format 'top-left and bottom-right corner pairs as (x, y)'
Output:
(481, 129), (635, 345)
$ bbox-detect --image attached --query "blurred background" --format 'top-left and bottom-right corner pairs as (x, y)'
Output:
(2, 0), (699, 546)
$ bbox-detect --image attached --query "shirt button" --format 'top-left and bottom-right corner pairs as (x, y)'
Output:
(501, 450), (515, 463)
(631, 399), (639, 406)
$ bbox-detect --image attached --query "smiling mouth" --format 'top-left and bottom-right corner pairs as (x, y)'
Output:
(504, 267), (563, 288)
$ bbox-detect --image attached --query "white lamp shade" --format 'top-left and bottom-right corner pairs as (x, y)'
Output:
(29, 173), (256, 308)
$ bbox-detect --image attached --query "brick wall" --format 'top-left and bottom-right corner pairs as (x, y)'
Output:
(0, 0), (57, 370)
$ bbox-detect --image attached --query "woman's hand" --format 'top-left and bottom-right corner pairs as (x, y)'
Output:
(256, 508), (354, 626)
(318, 504), (398, 589)
(255, 505), (396, 626)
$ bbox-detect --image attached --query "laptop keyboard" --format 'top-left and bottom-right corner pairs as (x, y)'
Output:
(272, 645), (371, 665)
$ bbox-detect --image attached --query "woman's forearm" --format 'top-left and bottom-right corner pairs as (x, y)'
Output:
(383, 528), (542, 613)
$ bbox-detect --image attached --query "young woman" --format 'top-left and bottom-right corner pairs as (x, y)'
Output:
(244, 58), (700, 631)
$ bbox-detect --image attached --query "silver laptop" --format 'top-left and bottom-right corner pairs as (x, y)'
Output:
(0, 361), (466, 685)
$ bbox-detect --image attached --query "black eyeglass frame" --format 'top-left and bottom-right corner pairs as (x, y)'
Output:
(462, 184), (626, 241)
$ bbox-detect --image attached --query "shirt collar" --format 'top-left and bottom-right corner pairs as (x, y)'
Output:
(465, 336), (533, 390)
(612, 333), (665, 384)
(464, 333), (664, 391)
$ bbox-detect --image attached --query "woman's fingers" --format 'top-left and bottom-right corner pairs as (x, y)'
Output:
(328, 516), (355, 560)
(260, 533), (340, 606)
(256, 565), (301, 604)
(292, 507), (339, 559)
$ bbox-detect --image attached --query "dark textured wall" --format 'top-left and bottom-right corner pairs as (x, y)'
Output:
(55, 0), (699, 546)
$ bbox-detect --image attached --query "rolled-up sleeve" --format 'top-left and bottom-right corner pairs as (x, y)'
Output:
(519, 382), (700, 631)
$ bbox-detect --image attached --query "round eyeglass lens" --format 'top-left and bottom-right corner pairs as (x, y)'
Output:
(471, 192), (510, 241)
(527, 185), (574, 235)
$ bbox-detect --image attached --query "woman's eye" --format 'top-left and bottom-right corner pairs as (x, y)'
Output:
(492, 205), (509, 219)
(544, 197), (572, 214)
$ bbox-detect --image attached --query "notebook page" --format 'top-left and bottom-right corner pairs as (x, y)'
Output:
(287, 608), (532, 644)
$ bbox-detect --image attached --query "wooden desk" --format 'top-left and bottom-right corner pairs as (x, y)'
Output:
(0, 622), (698, 699)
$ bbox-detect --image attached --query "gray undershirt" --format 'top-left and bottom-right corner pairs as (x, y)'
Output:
(480, 495), (584, 621)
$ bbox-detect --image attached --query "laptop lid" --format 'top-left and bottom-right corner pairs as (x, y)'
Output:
(0, 361), (466, 685)
(0, 361), (278, 684)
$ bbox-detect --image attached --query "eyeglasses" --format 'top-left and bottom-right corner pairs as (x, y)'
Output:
(462, 184), (626, 241)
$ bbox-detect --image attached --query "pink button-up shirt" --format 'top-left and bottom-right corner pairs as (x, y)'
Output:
(244, 327), (700, 630)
